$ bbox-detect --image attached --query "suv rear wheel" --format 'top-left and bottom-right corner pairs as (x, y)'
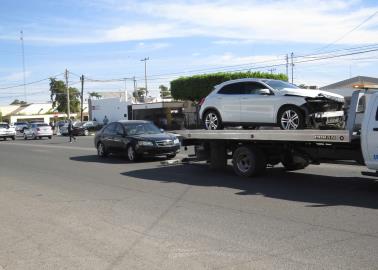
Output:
(203, 110), (223, 130)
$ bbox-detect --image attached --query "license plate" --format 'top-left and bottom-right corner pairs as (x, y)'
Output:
(326, 117), (340, 124)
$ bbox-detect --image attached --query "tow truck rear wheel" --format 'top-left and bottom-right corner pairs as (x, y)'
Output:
(281, 152), (309, 171)
(232, 145), (266, 177)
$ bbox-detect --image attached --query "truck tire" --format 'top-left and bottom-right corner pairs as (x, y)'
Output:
(232, 145), (266, 177)
(281, 152), (309, 171)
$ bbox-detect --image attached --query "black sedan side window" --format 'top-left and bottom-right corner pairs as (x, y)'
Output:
(103, 123), (116, 135)
(115, 124), (125, 136)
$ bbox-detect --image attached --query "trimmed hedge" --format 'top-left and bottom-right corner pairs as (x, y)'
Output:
(170, 71), (288, 102)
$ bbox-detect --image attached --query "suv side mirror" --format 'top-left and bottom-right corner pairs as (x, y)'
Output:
(259, 89), (271, 95)
(160, 129), (165, 133)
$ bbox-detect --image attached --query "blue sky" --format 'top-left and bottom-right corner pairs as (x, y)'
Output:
(0, 0), (377, 104)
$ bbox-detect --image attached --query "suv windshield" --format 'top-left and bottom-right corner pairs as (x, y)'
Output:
(124, 122), (161, 135)
(263, 80), (299, 90)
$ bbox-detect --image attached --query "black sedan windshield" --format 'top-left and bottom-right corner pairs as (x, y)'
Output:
(124, 123), (161, 135)
(264, 80), (299, 90)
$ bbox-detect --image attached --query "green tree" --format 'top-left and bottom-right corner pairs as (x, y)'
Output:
(10, 99), (27, 105)
(159, 85), (171, 98)
(133, 87), (146, 102)
(0, 111), (2, 122)
(170, 71), (288, 101)
(49, 78), (80, 113)
(89, 92), (102, 99)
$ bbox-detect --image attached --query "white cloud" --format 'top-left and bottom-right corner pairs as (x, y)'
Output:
(114, 0), (378, 45)
(1, 71), (31, 82)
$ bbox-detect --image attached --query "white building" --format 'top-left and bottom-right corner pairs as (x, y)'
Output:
(321, 76), (378, 97)
(89, 97), (131, 123)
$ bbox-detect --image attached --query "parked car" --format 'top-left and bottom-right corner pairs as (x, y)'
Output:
(199, 78), (345, 130)
(0, 122), (16, 140)
(94, 120), (180, 161)
(13, 122), (29, 135)
(59, 121), (80, 136)
(72, 121), (103, 136)
(24, 123), (53, 140)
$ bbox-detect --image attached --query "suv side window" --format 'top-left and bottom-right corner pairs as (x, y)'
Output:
(243, 82), (271, 95)
(103, 123), (117, 135)
(218, 83), (245, 95)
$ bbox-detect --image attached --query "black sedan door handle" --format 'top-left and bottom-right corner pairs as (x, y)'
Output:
(373, 128), (378, 131)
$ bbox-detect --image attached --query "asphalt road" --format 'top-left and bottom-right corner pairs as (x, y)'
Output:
(0, 136), (378, 270)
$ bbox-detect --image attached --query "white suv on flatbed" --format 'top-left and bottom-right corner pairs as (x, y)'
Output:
(0, 122), (16, 140)
(199, 78), (345, 130)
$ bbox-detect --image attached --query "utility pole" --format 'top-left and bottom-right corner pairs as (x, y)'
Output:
(20, 30), (27, 103)
(290, 52), (294, 84)
(140, 57), (149, 97)
(80, 75), (84, 122)
(285, 54), (289, 81)
(268, 68), (276, 74)
(65, 69), (70, 119)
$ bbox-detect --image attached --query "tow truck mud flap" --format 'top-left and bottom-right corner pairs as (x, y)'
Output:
(209, 142), (227, 170)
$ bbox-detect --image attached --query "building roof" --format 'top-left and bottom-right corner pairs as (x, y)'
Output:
(321, 76), (378, 90)
(0, 105), (21, 116)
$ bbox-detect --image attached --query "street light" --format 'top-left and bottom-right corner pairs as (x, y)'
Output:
(141, 57), (149, 98)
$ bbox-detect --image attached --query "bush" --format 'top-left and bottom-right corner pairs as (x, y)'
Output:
(170, 71), (288, 102)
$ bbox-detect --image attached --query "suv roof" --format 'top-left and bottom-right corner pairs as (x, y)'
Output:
(214, 78), (280, 89)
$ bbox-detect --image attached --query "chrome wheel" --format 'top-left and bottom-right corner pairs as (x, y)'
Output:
(205, 112), (219, 130)
(127, 146), (136, 161)
(84, 130), (89, 136)
(97, 142), (105, 157)
(280, 110), (300, 130)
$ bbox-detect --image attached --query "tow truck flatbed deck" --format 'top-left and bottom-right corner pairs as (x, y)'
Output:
(175, 129), (353, 143)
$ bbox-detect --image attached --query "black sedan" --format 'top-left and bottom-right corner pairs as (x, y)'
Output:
(72, 121), (103, 136)
(94, 120), (180, 161)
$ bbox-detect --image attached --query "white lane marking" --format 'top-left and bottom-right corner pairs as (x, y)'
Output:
(1, 142), (95, 151)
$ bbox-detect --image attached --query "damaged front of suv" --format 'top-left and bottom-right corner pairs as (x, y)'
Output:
(304, 92), (345, 128)
(262, 80), (345, 129)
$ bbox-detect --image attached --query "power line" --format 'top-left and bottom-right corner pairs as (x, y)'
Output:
(311, 10), (378, 53)
(0, 73), (63, 90)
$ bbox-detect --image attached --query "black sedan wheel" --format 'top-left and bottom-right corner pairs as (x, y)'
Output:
(97, 142), (108, 157)
(166, 154), (176, 159)
(127, 145), (138, 162)
(84, 129), (89, 136)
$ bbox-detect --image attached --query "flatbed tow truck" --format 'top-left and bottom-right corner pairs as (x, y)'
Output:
(175, 87), (378, 177)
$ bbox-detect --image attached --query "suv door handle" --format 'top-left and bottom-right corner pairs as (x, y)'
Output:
(373, 128), (378, 131)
